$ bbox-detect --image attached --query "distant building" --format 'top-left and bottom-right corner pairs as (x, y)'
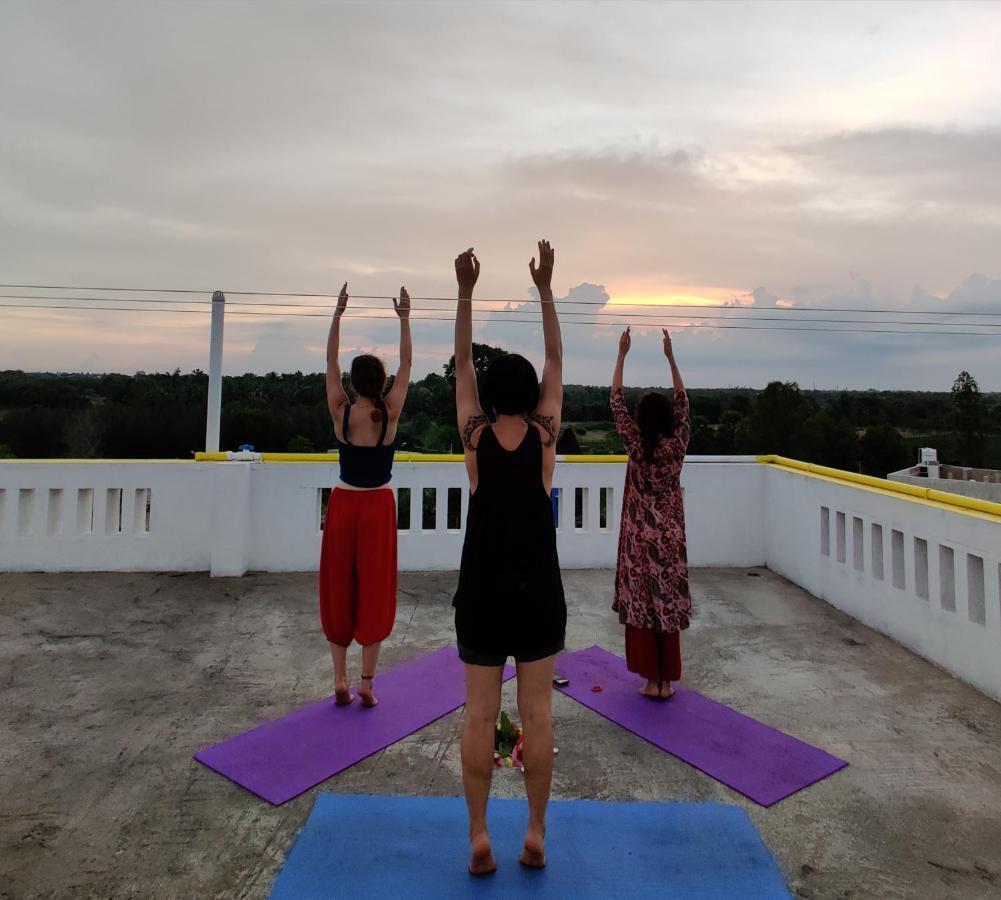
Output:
(889, 447), (1001, 503)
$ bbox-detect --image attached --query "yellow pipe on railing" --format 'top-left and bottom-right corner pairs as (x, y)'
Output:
(192, 451), (632, 464)
(7, 451), (999, 519)
(3, 451), (501, 464)
(926, 489), (1001, 517)
(764, 455), (810, 472)
(261, 452), (471, 463)
(260, 452), (340, 463)
(391, 453), (467, 463)
(0, 458), (196, 464)
(807, 462), (929, 499)
(762, 455), (1001, 520)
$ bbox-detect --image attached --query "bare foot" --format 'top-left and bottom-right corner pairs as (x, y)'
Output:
(468, 832), (497, 876)
(520, 828), (546, 869)
(639, 679), (660, 699)
(660, 683), (675, 699)
(358, 676), (378, 708)
(334, 680), (354, 706)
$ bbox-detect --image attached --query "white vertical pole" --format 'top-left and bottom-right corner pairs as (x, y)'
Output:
(205, 290), (225, 453)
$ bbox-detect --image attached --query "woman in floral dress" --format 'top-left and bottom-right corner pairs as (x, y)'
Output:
(610, 327), (691, 699)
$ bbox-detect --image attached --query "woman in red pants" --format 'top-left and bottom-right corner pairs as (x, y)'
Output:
(319, 282), (411, 707)
(611, 326), (691, 699)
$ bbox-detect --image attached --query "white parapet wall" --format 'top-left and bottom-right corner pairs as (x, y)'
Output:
(2, 454), (999, 701)
(0, 462), (217, 572)
(763, 460), (1001, 703)
(0, 456), (765, 575)
(239, 456), (766, 573)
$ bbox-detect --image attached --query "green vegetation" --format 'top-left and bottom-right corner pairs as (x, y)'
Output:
(1, 351), (997, 476)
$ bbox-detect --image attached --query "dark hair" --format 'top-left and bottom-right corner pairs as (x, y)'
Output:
(481, 353), (540, 417)
(636, 391), (675, 459)
(350, 354), (387, 422)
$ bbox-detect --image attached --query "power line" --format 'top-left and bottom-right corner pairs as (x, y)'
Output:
(0, 298), (211, 312)
(333, 293), (1001, 319)
(0, 283), (210, 295)
(3, 292), (1001, 330)
(3, 300), (999, 337)
(236, 303), (1001, 328)
(1, 282), (999, 317)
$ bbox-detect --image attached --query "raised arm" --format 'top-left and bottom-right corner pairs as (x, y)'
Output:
(325, 282), (350, 419)
(664, 328), (691, 449)
(530, 239), (562, 446)
(663, 328), (685, 394)
(385, 286), (412, 415)
(454, 249), (486, 449)
(610, 327), (641, 456)
(612, 326), (630, 392)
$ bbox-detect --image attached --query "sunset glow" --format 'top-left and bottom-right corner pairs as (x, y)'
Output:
(606, 285), (747, 309)
(0, 1), (998, 389)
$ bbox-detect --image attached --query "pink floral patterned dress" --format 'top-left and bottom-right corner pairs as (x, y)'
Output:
(610, 388), (692, 637)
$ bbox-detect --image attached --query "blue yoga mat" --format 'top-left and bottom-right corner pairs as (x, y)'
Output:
(270, 794), (791, 899)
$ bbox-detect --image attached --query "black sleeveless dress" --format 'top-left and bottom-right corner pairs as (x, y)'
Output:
(453, 425), (567, 664)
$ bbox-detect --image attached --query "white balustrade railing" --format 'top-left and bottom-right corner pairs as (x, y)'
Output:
(0, 456), (765, 575)
(2, 455), (999, 700)
(763, 462), (1001, 704)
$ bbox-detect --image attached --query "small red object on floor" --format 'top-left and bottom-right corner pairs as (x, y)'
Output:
(591, 684), (603, 692)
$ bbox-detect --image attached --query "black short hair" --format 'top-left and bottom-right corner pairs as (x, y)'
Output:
(636, 391), (675, 459)
(481, 353), (540, 417)
(350, 354), (387, 399)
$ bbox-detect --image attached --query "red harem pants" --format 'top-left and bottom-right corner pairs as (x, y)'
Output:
(319, 487), (397, 646)
(624, 625), (682, 682)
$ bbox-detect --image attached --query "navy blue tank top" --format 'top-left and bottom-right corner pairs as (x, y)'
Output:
(337, 401), (395, 488)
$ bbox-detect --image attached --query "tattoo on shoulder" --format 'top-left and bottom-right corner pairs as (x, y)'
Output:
(462, 414), (489, 451)
(530, 414), (558, 448)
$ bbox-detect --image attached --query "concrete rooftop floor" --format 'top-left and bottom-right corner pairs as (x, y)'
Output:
(3, 567), (1001, 900)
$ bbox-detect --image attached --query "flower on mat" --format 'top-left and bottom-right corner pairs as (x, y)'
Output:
(494, 711), (524, 769)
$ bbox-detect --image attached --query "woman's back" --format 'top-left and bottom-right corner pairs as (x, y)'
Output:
(453, 424), (566, 657)
(335, 401), (396, 489)
(611, 389), (690, 496)
(472, 424), (546, 495)
(335, 402), (400, 447)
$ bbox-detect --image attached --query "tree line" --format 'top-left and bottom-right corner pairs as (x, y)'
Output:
(0, 348), (996, 476)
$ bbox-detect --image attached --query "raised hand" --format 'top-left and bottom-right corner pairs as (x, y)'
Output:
(455, 248), (480, 297)
(393, 286), (410, 319)
(663, 328), (684, 393)
(529, 239), (555, 297)
(619, 326), (631, 356)
(327, 282), (350, 414)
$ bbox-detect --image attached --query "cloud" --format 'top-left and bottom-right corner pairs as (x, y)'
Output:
(1, 3), (1000, 391)
(527, 282), (610, 305)
(751, 287), (781, 307)
(938, 273), (1001, 311)
(787, 129), (1001, 209)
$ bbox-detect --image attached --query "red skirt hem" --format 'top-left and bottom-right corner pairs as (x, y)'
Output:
(624, 625), (681, 682)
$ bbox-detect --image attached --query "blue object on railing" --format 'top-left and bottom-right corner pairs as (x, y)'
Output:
(551, 487), (559, 525)
(239, 444), (255, 452)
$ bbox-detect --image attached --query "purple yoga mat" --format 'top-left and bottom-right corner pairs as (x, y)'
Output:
(556, 646), (847, 806)
(195, 646), (513, 805)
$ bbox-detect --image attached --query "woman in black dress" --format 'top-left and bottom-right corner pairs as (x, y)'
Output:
(452, 242), (566, 876)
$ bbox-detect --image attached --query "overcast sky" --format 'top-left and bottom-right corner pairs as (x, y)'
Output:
(1, 1), (999, 390)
